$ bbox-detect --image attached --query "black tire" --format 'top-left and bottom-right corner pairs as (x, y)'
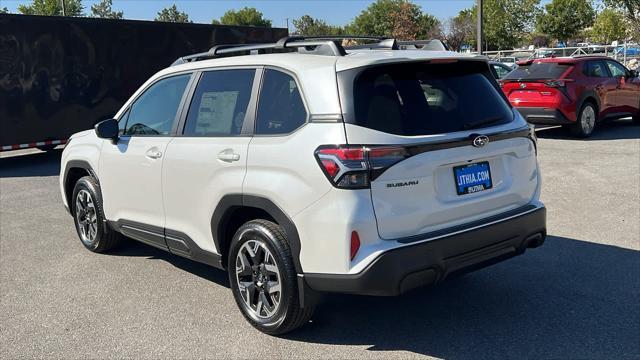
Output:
(228, 219), (314, 335)
(570, 102), (597, 138)
(71, 176), (122, 252)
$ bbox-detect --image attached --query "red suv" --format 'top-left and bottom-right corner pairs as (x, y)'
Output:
(500, 56), (640, 137)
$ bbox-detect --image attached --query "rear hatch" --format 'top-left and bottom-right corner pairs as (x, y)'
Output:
(500, 60), (574, 107)
(337, 59), (539, 239)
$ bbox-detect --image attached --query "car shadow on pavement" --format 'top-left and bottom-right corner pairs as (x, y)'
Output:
(286, 235), (640, 359)
(536, 119), (640, 141)
(0, 149), (62, 178)
(107, 240), (230, 288)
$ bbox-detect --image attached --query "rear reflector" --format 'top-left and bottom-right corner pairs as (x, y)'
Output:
(350, 231), (361, 260)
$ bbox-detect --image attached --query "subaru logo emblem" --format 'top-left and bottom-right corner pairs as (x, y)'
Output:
(519, 83), (527, 89)
(473, 135), (489, 147)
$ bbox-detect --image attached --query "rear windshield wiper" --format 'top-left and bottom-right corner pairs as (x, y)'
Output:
(463, 116), (505, 130)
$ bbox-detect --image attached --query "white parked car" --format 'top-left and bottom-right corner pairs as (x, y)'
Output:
(60, 36), (547, 334)
(497, 56), (517, 68)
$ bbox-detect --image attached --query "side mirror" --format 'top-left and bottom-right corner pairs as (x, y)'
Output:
(94, 118), (119, 142)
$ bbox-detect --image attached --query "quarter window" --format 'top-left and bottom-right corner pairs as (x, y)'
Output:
(492, 64), (511, 79)
(605, 61), (627, 78)
(255, 69), (307, 135)
(183, 69), (255, 136)
(124, 74), (191, 136)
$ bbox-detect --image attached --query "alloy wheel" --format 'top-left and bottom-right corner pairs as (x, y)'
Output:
(581, 105), (596, 134)
(235, 239), (282, 319)
(75, 189), (98, 246)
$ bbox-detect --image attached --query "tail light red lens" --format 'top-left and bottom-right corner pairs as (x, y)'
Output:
(315, 145), (409, 189)
(320, 159), (340, 178)
(544, 79), (573, 88)
(318, 147), (366, 161)
(350, 231), (361, 261)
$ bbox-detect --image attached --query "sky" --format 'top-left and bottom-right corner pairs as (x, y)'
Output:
(2, 0), (482, 29)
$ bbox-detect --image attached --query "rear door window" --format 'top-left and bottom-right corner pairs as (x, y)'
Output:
(584, 61), (609, 77)
(347, 61), (513, 136)
(183, 69), (255, 136)
(504, 62), (572, 80)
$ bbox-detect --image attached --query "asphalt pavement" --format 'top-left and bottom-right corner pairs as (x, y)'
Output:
(1, 120), (639, 359)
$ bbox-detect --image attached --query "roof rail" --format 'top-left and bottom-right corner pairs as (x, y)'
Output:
(171, 36), (352, 66)
(345, 38), (398, 50)
(398, 39), (450, 51)
(285, 35), (402, 50)
(284, 35), (391, 42)
(170, 35), (451, 66)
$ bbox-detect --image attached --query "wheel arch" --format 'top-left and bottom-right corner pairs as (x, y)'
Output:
(211, 194), (303, 274)
(577, 91), (600, 118)
(62, 160), (100, 213)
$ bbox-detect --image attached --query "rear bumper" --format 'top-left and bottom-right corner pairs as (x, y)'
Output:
(516, 107), (573, 125)
(305, 205), (546, 296)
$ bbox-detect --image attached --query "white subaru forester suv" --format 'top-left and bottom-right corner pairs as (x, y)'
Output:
(60, 36), (546, 334)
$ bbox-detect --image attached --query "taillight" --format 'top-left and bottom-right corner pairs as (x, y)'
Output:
(544, 79), (573, 88)
(315, 145), (409, 189)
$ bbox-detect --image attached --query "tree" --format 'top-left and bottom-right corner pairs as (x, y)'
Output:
(590, 9), (626, 44)
(155, 4), (191, 23)
(1, 7), (8, 13)
(604, 0), (639, 20)
(417, 13), (441, 39)
(527, 32), (550, 47)
(603, 0), (640, 40)
(292, 15), (344, 36)
(348, 0), (439, 39)
(390, 1), (419, 40)
(217, 7), (271, 27)
(18, 0), (84, 16)
(445, 8), (475, 51)
(537, 0), (595, 44)
(470, 0), (541, 50)
(90, 0), (123, 19)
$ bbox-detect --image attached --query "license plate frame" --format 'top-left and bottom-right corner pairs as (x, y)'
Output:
(453, 161), (493, 195)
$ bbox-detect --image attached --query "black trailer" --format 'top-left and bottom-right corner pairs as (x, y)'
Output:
(0, 14), (287, 151)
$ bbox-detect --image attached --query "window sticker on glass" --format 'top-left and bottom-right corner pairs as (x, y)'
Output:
(195, 91), (239, 134)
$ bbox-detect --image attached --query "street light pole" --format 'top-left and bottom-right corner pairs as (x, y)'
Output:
(477, 0), (483, 54)
(61, 0), (66, 16)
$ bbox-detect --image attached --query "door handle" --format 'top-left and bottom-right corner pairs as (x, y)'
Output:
(145, 149), (163, 159)
(217, 149), (240, 162)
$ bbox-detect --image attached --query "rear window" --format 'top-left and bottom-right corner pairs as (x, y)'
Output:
(504, 62), (571, 80)
(347, 61), (513, 136)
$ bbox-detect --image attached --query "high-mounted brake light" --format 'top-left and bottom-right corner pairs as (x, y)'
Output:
(428, 58), (459, 64)
(315, 145), (409, 189)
